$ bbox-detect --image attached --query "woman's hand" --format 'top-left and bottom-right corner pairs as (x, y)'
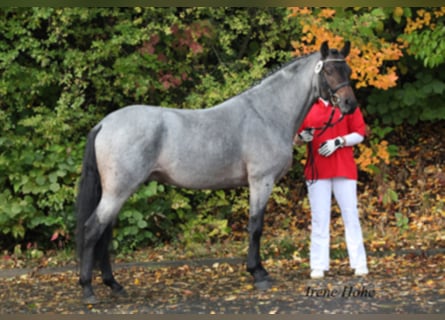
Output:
(318, 137), (345, 157)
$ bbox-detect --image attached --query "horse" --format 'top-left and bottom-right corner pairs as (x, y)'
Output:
(75, 41), (357, 304)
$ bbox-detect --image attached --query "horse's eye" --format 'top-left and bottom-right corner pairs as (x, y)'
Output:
(324, 66), (333, 76)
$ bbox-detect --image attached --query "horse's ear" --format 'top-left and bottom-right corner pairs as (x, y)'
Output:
(341, 41), (351, 58)
(320, 41), (329, 59)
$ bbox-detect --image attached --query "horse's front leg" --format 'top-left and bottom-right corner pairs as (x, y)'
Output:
(247, 177), (274, 290)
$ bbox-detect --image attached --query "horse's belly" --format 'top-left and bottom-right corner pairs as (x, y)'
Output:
(150, 162), (248, 190)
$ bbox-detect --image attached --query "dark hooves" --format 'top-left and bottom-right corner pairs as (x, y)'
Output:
(82, 287), (127, 305)
(83, 295), (100, 305)
(254, 278), (274, 291)
(111, 287), (128, 298)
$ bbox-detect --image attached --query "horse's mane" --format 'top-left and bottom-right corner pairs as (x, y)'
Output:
(263, 54), (310, 79)
(230, 52), (316, 101)
(258, 47), (346, 84)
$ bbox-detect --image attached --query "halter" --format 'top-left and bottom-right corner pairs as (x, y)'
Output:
(304, 59), (350, 183)
(312, 58), (350, 136)
(314, 58), (350, 107)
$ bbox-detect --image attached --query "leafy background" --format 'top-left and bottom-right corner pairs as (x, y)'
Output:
(0, 8), (443, 263)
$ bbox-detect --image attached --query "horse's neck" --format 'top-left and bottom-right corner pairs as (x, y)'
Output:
(252, 55), (319, 140)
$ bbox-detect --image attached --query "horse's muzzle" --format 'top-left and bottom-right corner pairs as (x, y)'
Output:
(340, 97), (358, 115)
(335, 86), (357, 115)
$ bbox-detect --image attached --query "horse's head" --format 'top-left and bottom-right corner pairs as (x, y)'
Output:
(315, 41), (357, 115)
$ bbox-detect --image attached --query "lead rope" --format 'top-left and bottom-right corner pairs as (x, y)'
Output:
(305, 58), (347, 183)
(305, 107), (344, 184)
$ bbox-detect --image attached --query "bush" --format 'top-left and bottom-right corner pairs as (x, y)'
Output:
(0, 7), (300, 251)
(2, 7), (443, 253)
(366, 68), (445, 125)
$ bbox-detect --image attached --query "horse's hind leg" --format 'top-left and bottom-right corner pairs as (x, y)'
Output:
(80, 194), (127, 304)
(95, 224), (126, 297)
(80, 212), (106, 304)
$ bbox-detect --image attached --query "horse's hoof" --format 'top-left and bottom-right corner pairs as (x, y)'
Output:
(111, 287), (128, 298)
(254, 279), (272, 291)
(83, 295), (99, 305)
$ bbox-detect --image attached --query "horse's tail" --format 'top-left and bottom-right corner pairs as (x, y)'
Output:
(75, 125), (102, 260)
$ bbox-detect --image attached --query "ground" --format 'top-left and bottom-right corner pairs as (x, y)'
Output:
(0, 251), (443, 314)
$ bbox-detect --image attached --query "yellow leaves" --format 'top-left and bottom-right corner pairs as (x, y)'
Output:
(404, 7), (445, 33)
(243, 283), (254, 290)
(370, 240), (388, 249)
(224, 294), (237, 301)
(358, 145), (375, 169)
(393, 7), (404, 19)
(290, 7), (343, 57)
(434, 6), (445, 18)
(349, 41), (402, 90)
(381, 42), (405, 61)
(289, 7), (403, 90)
(425, 279), (435, 287)
(377, 141), (390, 165)
(371, 69), (398, 90)
(318, 8), (336, 19)
(356, 140), (391, 174)
(288, 7), (312, 17)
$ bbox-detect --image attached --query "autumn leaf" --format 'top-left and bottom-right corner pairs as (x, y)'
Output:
(318, 8), (336, 19)
(50, 231), (59, 242)
(0, 254), (443, 313)
(290, 7), (403, 90)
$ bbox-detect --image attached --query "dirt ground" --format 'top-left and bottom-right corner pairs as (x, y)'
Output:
(0, 252), (443, 314)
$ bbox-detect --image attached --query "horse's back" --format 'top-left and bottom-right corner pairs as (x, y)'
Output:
(94, 104), (250, 190)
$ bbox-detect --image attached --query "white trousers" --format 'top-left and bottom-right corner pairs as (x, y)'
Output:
(307, 178), (367, 271)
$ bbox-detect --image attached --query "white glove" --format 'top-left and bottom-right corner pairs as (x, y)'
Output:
(318, 137), (345, 157)
(298, 128), (315, 143)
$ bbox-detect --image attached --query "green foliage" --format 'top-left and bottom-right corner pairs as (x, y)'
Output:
(366, 69), (445, 125)
(1, 7), (444, 253)
(363, 7), (445, 125)
(0, 131), (81, 246)
(180, 214), (231, 249)
(395, 212), (409, 233)
(113, 182), (162, 252)
(402, 26), (445, 68)
(398, 8), (445, 68)
(0, 7), (299, 251)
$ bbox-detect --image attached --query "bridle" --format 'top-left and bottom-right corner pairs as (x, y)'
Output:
(311, 58), (352, 136)
(304, 58), (352, 182)
(314, 58), (351, 107)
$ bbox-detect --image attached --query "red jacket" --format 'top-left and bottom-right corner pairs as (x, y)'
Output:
(298, 99), (366, 180)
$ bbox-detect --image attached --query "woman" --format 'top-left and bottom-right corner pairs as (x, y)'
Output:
(294, 97), (369, 279)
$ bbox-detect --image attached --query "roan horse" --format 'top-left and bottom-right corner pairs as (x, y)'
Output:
(76, 41), (357, 304)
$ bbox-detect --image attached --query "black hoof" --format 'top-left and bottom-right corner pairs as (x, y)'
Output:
(83, 294), (99, 305)
(254, 279), (273, 291)
(111, 286), (128, 298)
